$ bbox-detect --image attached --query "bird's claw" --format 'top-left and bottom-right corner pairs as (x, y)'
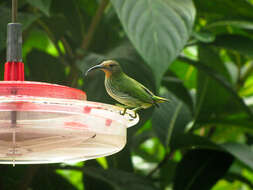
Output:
(129, 112), (137, 119)
(120, 108), (127, 116)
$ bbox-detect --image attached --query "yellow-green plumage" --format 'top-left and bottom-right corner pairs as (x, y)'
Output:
(86, 60), (169, 115)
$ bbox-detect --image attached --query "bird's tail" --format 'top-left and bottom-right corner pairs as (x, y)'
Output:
(153, 96), (170, 103)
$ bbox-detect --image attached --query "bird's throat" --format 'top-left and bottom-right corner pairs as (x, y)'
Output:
(102, 69), (112, 78)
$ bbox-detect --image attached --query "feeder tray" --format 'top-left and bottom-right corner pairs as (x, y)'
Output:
(0, 0), (139, 165)
(0, 81), (138, 164)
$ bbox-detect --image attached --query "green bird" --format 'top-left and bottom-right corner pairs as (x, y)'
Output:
(85, 60), (169, 118)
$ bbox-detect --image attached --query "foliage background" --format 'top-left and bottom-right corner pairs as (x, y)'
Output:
(0, 0), (253, 189)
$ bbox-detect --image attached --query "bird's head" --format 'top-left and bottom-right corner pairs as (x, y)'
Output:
(85, 60), (122, 77)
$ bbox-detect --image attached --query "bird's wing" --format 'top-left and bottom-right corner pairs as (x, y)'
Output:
(115, 74), (155, 104)
(140, 85), (160, 107)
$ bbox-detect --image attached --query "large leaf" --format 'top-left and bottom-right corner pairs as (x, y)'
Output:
(196, 45), (231, 121)
(185, 45), (253, 123)
(51, 0), (85, 44)
(26, 49), (67, 84)
(206, 20), (253, 31)
(169, 60), (197, 89)
(152, 91), (192, 147)
(89, 7), (124, 53)
(0, 165), (34, 190)
(194, 0), (253, 21)
(110, 0), (196, 85)
(160, 160), (178, 189)
(26, 0), (52, 16)
(83, 160), (113, 190)
(171, 133), (253, 171)
(212, 35), (253, 58)
(171, 133), (221, 151)
(174, 149), (234, 190)
(179, 57), (253, 119)
(221, 143), (253, 170)
(225, 172), (253, 189)
(82, 167), (159, 190)
(162, 74), (194, 112)
(32, 166), (77, 190)
(107, 138), (134, 172)
(39, 15), (69, 41)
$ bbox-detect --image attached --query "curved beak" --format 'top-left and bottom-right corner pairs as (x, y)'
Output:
(85, 64), (105, 76)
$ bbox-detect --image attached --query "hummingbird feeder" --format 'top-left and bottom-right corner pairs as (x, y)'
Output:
(0, 0), (138, 165)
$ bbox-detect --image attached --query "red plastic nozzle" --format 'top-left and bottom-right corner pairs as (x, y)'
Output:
(4, 61), (24, 81)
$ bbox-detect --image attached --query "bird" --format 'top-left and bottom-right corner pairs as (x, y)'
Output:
(85, 60), (169, 118)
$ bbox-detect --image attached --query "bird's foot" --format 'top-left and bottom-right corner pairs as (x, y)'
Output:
(128, 107), (142, 119)
(129, 112), (137, 119)
(120, 108), (127, 116)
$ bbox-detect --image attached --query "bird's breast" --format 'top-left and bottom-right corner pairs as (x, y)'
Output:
(104, 78), (143, 107)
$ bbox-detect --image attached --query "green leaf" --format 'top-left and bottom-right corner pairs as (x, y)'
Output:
(83, 160), (113, 190)
(221, 143), (253, 170)
(82, 167), (159, 190)
(110, 0), (196, 85)
(225, 172), (253, 189)
(179, 57), (253, 119)
(206, 20), (253, 31)
(170, 133), (253, 171)
(171, 133), (221, 151)
(107, 143), (134, 172)
(32, 166), (77, 190)
(212, 35), (253, 58)
(152, 91), (192, 147)
(192, 31), (216, 43)
(26, 0), (52, 16)
(196, 45), (231, 121)
(51, 0), (85, 44)
(40, 15), (70, 41)
(194, 0), (253, 21)
(204, 116), (253, 133)
(23, 29), (51, 58)
(89, 7), (125, 52)
(26, 49), (67, 84)
(169, 60), (197, 89)
(162, 74), (194, 112)
(0, 165), (33, 190)
(174, 149), (234, 190)
(181, 45), (253, 123)
(160, 160), (177, 189)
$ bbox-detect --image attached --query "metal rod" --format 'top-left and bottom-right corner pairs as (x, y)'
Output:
(12, 0), (18, 23)
(11, 89), (17, 127)
(10, 0), (20, 129)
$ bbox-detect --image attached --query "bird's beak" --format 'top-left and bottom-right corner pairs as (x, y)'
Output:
(85, 64), (105, 76)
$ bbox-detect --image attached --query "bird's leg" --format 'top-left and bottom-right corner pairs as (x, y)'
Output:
(129, 107), (142, 119)
(118, 105), (131, 116)
(120, 107), (127, 116)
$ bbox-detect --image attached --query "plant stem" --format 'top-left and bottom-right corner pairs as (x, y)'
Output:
(12, 0), (18, 23)
(239, 61), (253, 87)
(37, 19), (68, 66)
(80, 0), (109, 51)
(61, 37), (74, 59)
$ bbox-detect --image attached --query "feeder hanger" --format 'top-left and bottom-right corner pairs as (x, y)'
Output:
(5, 0), (24, 81)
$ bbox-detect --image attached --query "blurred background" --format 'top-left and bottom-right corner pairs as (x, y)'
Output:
(0, 0), (253, 189)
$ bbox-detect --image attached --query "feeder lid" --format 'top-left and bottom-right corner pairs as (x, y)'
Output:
(0, 81), (139, 164)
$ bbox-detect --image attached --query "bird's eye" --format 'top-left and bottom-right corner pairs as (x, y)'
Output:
(109, 64), (115, 68)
